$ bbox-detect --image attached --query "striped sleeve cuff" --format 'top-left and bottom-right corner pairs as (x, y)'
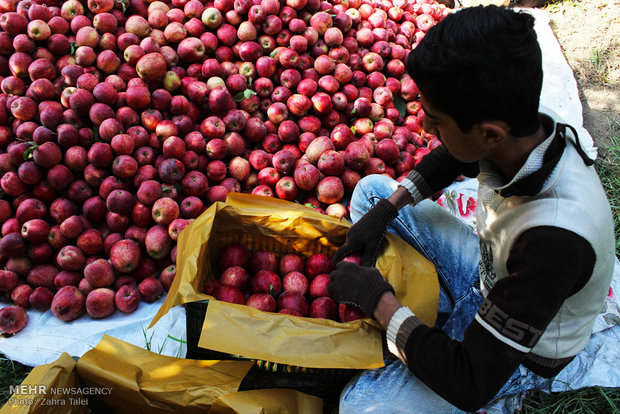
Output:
(386, 307), (423, 361)
(387, 307), (415, 345)
(386, 307), (425, 363)
(398, 170), (433, 205)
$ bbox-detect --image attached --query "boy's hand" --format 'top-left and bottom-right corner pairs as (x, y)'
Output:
(328, 261), (395, 318)
(333, 199), (399, 267)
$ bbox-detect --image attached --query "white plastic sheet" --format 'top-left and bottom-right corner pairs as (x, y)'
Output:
(0, 298), (188, 366)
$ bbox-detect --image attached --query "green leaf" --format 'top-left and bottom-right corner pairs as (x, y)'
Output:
(166, 334), (187, 344)
(116, 0), (129, 13)
(393, 95), (407, 118)
(233, 91), (246, 102)
(21, 141), (38, 161)
(69, 41), (78, 56)
(269, 50), (278, 58)
(23, 146), (35, 161)
(234, 89), (257, 102)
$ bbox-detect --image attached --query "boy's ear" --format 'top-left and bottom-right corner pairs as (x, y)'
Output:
(479, 120), (511, 145)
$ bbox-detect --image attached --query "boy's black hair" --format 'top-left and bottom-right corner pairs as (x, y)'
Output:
(406, 6), (542, 137)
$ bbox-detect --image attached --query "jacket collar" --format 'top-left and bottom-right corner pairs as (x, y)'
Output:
(477, 111), (566, 197)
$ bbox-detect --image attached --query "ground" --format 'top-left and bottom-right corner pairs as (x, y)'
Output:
(543, 0), (620, 150)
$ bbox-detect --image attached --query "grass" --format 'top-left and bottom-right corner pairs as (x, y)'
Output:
(521, 386), (620, 413)
(0, 354), (32, 405)
(594, 119), (620, 254)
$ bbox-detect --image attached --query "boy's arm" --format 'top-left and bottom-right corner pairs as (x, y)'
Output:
(333, 145), (479, 264)
(398, 145), (480, 205)
(333, 226), (596, 411)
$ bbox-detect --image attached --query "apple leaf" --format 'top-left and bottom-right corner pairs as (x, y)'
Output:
(269, 283), (274, 295)
(234, 89), (257, 102)
(233, 91), (245, 102)
(393, 95), (407, 118)
(69, 42), (78, 56)
(22, 146), (35, 161)
(269, 50), (278, 58)
(20, 141), (38, 161)
(116, 0), (129, 13)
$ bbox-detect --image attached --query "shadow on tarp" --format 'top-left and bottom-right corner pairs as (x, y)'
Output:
(0, 335), (322, 414)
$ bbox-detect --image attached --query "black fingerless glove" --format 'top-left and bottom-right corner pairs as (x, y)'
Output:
(328, 261), (395, 318)
(333, 198), (399, 267)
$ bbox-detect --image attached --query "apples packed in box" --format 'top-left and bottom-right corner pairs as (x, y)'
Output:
(151, 192), (438, 369)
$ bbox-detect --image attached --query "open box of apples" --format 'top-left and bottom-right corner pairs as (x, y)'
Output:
(206, 242), (365, 321)
(151, 192), (438, 372)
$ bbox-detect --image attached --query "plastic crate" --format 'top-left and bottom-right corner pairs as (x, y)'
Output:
(185, 300), (361, 413)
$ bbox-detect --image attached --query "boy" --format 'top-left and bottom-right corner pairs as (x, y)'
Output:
(328, 5), (615, 412)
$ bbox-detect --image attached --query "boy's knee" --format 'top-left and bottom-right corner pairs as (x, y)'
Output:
(350, 175), (398, 219)
(353, 175), (397, 199)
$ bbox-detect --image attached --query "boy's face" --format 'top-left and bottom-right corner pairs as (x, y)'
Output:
(420, 94), (491, 164)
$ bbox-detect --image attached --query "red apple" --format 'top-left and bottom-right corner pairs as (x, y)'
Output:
(212, 284), (245, 304)
(56, 245), (85, 271)
(277, 290), (308, 316)
(316, 176), (344, 204)
(109, 239), (141, 273)
(250, 269), (281, 296)
(145, 224), (173, 260)
(0, 306), (28, 334)
(309, 273), (331, 299)
(306, 254), (332, 279)
(160, 264), (176, 291)
(219, 266), (250, 291)
(151, 197), (179, 225)
(282, 271), (309, 296)
(86, 288), (116, 319)
(84, 258), (115, 288)
(138, 277), (164, 302)
(310, 296), (338, 319)
(51, 286), (85, 322)
(250, 249), (279, 274)
(245, 293), (277, 312)
(115, 284), (141, 313)
(317, 150), (345, 176)
(339, 303), (366, 322)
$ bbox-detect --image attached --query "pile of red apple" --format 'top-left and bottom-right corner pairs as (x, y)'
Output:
(207, 243), (366, 322)
(0, 0), (447, 333)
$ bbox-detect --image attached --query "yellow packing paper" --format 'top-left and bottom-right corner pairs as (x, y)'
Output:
(1, 337), (325, 414)
(202, 299), (383, 368)
(208, 389), (322, 414)
(75, 335), (254, 414)
(0, 353), (84, 414)
(151, 193), (438, 369)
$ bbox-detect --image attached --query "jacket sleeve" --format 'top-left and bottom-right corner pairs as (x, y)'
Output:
(399, 145), (480, 203)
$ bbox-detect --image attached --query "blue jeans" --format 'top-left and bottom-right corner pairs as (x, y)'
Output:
(339, 175), (545, 413)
